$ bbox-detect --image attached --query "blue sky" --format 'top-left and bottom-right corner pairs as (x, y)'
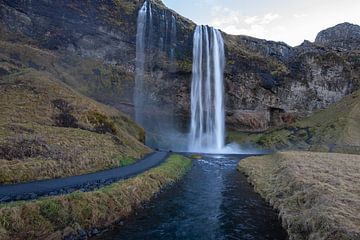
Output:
(162, 0), (360, 46)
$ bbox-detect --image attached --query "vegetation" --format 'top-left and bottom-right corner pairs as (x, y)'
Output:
(0, 60), (150, 183)
(228, 89), (360, 154)
(116, 156), (136, 167)
(0, 154), (192, 240)
(238, 151), (360, 240)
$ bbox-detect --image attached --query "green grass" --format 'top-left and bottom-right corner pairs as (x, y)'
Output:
(189, 154), (203, 159)
(115, 156), (136, 167)
(0, 154), (192, 240)
(228, 89), (360, 154)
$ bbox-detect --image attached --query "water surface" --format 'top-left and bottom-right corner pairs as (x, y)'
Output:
(94, 155), (287, 240)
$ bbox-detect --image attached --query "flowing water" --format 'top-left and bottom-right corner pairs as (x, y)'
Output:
(189, 26), (226, 153)
(134, 1), (184, 150)
(134, 0), (152, 126)
(93, 155), (287, 240)
(169, 14), (177, 71)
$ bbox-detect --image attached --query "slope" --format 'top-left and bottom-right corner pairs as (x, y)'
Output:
(0, 43), (151, 183)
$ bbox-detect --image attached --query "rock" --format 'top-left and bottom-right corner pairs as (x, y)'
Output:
(78, 229), (87, 238)
(315, 22), (360, 51)
(0, 0), (359, 133)
(226, 110), (270, 131)
(91, 228), (100, 235)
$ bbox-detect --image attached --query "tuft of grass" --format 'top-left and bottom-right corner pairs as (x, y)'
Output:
(238, 151), (360, 240)
(189, 154), (203, 159)
(114, 156), (136, 167)
(112, 0), (137, 15)
(87, 111), (118, 135)
(0, 154), (191, 240)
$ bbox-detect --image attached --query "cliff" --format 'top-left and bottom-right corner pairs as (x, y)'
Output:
(0, 0), (359, 135)
(229, 89), (360, 153)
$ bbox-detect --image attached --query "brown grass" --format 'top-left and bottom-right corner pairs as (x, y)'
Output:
(0, 66), (149, 184)
(0, 154), (192, 240)
(238, 151), (360, 240)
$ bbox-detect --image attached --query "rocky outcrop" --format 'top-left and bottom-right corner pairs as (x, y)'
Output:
(315, 22), (360, 51)
(0, 0), (359, 134)
(223, 25), (360, 131)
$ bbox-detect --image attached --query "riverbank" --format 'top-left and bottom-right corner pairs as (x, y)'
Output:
(238, 151), (360, 240)
(0, 154), (192, 240)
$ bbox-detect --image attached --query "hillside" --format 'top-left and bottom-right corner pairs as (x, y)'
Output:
(0, 41), (150, 184)
(229, 89), (360, 153)
(0, 0), (359, 139)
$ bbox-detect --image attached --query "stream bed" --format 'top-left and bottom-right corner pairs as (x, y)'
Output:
(93, 154), (287, 240)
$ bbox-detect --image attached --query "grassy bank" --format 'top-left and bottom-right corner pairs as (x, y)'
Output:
(238, 151), (360, 240)
(0, 154), (192, 240)
(228, 89), (360, 154)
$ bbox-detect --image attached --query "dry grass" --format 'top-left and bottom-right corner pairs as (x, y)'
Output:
(238, 151), (360, 240)
(0, 66), (149, 184)
(0, 154), (192, 240)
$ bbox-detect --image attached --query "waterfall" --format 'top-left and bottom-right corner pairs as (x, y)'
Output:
(169, 14), (177, 71)
(189, 25), (225, 153)
(134, 0), (152, 125)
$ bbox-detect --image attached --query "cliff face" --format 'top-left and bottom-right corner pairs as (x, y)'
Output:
(223, 27), (360, 131)
(1, 0), (359, 133)
(315, 22), (360, 51)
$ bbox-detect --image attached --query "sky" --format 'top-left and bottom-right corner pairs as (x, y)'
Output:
(162, 0), (360, 46)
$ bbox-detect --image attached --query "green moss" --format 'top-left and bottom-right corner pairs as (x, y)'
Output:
(256, 129), (291, 147)
(39, 199), (70, 228)
(178, 59), (192, 72)
(227, 59), (235, 65)
(115, 156), (136, 167)
(190, 154), (202, 159)
(112, 0), (136, 15)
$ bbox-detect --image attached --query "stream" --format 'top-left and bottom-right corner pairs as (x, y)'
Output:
(93, 154), (287, 240)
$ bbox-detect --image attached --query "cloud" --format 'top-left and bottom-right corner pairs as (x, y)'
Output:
(261, 13), (280, 24)
(293, 13), (308, 19)
(244, 16), (258, 24)
(210, 6), (281, 39)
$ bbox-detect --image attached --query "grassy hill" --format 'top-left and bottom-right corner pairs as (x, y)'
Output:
(228, 89), (360, 153)
(0, 46), (151, 183)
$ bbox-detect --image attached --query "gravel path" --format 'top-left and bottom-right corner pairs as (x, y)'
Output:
(0, 151), (169, 203)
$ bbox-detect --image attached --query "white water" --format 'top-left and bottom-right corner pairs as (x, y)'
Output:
(134, 0), (152, 125)
(189, 26), (226, 153)
(169, 14), (177, 68)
